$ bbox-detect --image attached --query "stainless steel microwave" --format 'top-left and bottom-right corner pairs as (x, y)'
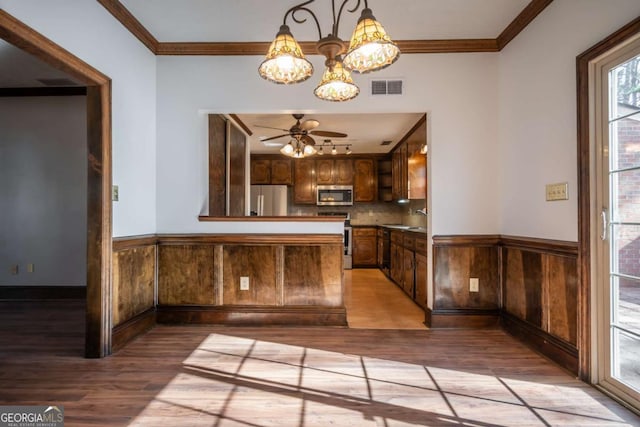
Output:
(317, 185), (353, 206)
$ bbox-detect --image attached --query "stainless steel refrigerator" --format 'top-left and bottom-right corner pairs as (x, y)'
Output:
(250, 185), (288, 216)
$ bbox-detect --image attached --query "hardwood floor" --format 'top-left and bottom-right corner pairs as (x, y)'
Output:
(1, 298), (640, 426)
(345, 269), (426, 329)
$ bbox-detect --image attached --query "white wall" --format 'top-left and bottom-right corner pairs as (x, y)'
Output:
(156, 53), (500, 235)
(0, 97), (86, 286)
(0, 0), (157, 237)
(498, 0), (640, 242)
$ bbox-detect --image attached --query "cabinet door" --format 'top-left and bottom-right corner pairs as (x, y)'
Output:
(271, 159), (292, 185)
(354, 159), (376, 202)
(293, 159), (316, 204)
(403, 248), (415, 298)
(390, 242), (403, 286)
(250, 159), (271, 185)
(415, 252), (427, 309)
(316, 159), (334, 184)
(353, 228), (377, 266)
(334, 159), (354, 185)
(377, 235), (383, 267)
(392, 147), (404, 201)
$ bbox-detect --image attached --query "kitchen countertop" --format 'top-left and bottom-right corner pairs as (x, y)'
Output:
(350, 224), (427, 234)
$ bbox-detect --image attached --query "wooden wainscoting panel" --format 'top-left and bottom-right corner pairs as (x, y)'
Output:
(546, 254), (578, 345)
(158, 245), (215, 305)
(222, 245), (278, 305)
(503, 248), (543, 327)
(433, 246), (499, 310)
(283, 245), (343, 307)
(112, 245), (155, 327)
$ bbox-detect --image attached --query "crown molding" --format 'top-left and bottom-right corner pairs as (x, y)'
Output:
(98, 0), (553, 56)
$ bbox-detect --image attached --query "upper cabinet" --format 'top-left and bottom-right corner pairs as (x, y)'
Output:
(293, 159), (316, 204)
(392, 115), (427, 202)
(316, 159), (353, 185)
(250, 156), (292, 185)
(354, 159), (377, 202)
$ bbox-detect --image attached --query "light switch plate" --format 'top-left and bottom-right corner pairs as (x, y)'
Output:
(112, 185), (119, 202)
(546, 182), (568, 201)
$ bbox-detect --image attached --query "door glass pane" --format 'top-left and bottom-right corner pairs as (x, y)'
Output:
(611, 224), (640, 277)
(611, 170), (640, 223)
(610, 56), (640, 120)
(614, 276), (640, 335)
(609, 113), (640, 171)
(612, 328), (640, 391)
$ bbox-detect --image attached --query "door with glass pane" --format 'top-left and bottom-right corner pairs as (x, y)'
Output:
(597, 50), (640, 405)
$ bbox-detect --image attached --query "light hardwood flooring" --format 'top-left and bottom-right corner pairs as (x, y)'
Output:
(345, 268), (427, 329)
(2, 294), (640, 426)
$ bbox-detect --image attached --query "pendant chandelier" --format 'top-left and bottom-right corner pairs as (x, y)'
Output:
(259, 0), (400, 102)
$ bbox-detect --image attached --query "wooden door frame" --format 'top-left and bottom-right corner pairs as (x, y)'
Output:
(0, 10), (113, 357)
(577, 16), (640, 381)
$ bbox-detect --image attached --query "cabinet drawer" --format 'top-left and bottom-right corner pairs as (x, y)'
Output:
(415, 237), (427, 255)
(403, 234), (415, 250)
(353, 227), (377, 237)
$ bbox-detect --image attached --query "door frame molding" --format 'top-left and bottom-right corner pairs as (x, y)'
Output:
(0, 10), (113, 357)
(577, 16), (640, 381)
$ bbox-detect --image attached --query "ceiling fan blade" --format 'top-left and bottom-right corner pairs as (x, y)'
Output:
(259, 134), (289, 142)
(300, 119), (320, 131)
(301, 135), (316, 146)
(254, 125), (290, 132)
(310, 130), (348, 138)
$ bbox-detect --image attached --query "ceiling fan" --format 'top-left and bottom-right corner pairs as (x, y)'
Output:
(256, 114), (347, 147)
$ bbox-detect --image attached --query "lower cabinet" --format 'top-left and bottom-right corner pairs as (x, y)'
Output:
(353, 227), (378, 267)
(387, 229), (428, 309)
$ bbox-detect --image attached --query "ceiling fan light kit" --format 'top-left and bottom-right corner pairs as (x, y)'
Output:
(259, 0), (400, 102)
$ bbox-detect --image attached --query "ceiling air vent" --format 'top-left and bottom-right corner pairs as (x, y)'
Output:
(37, 78), (78, 87)
(370, 79), (403, 96)
(380, 140), (393, 146)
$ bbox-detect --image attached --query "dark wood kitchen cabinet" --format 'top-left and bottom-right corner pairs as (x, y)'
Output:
(387, 228), (428, 309)
(390, 230), (404, 286)
(293, 159), (316, 204)
(353, 227), (377, 267)
(316, 159), (353, 185)
(354, 158), (377, 202)
(392, 143), (408, 201)
(403, 247), (415, 298)
(415, 252), (428, 309)
(250, 157), (292, 185)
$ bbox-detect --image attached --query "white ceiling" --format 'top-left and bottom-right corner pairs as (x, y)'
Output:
(237, 112), (424, 155)
(120, 0), (530, 42)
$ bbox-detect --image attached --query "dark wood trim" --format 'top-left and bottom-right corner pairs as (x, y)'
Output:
(496, 0), (554, 50)
(500, 235), (578, 257)
(156, 305), (347, 327)
(576, 15), (640, 381)
(0, 286), (86, 300)
(391, 114), (427, 153)
(0, 10), (113, 358)
(432, 235), (501, 246)
(98, 1), (545, 56)
(112, 308), (156, 353)
(112, 235), (158, 251)
(228, 114), (253, 136)
(96, 0), (159, 54)
(198, 215), (346, 223)
(156, 39), (500, 56)
(157, 233), (343, 246)
(501, 311), (579, 375)
(0, 86), (87, 97)
(425, 308), (500, 329)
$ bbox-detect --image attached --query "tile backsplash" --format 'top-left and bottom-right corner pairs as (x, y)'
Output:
(291, 199), (426, 227)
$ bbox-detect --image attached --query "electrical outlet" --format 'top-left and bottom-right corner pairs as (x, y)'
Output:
(112, 185), (119, 202)
(27, 263), (34, 273)
(469, 278), (479, 292)
(10, 264), (18, 275)
(240, 276), (250, 291)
